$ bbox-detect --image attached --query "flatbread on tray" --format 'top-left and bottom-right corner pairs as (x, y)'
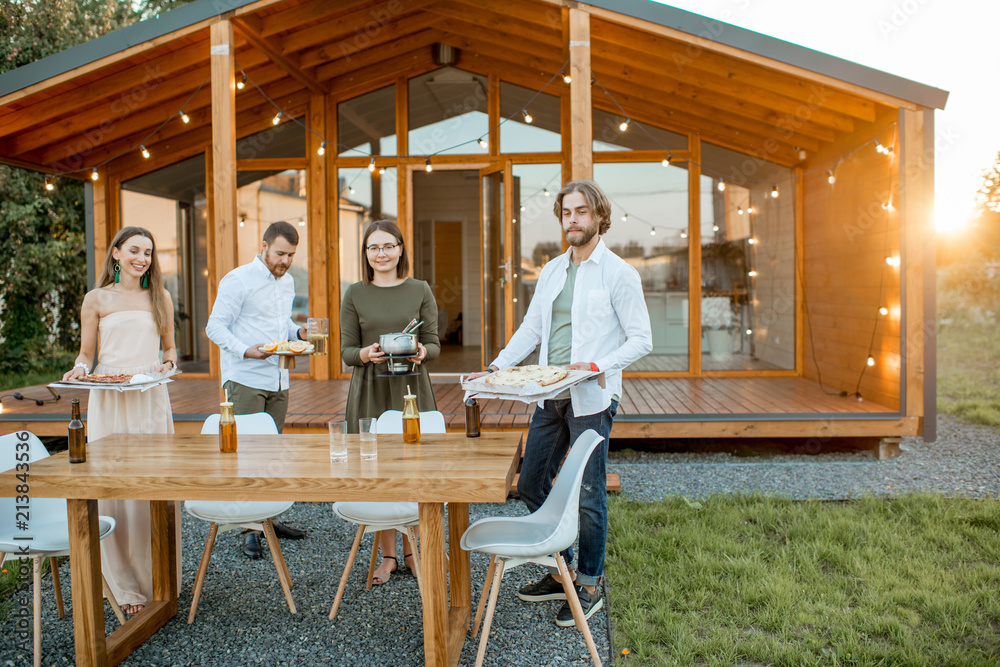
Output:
(484, 365), (568, 387)
(76, 373), (133, 384)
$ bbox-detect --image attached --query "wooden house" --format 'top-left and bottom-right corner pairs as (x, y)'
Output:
(0, 0), (948, 444)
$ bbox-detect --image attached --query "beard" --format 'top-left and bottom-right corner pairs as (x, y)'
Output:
(564, 223), (598, 247)
(262, 250), (289, 277)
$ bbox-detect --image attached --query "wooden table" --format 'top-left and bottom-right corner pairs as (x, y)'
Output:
(0, 432), (523, 667)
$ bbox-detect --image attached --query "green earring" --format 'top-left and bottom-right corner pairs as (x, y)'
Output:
(141, 272), (149, 289)
(113, 262), (121, 284)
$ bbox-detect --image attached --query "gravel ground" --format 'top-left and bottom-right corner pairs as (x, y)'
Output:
(3, 414), (998, 666)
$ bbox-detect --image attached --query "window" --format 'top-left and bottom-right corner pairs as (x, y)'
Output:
(408, 68), (488, 156)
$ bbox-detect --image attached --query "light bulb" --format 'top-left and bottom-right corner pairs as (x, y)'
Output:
(44, 177), (54, 191)
(239, 220), (245, 227)
(662, 158), (670, 167)
(717, 179), (726, 192)
(650, 228), (656, 236)
(317, 141), (326, 156)
(562, 72), (572, 84)
(712, 225), (719, 232)
(543, 188), (550, 197)
(748, 238), (756, 245)
(368, 157), (376, 172)
(425, 157), (433, 172)
(236, 74), (247, 90)
(140, 144), (150, 159)
(179, 110), (190, 124)
(91, 168), (99, 181)
(477, 137), (488, 149)
(680, 231), (688, 239)
(745, 329), (752, 335)
(619, 119), (629, 132)
(867, 356), (875, 367)
(770, 185), (779, 198)
(748, 270), (757, 277)
(348, 186), (355, 194)
(746, 206), (754, 214)
(272, 112), (283, 125)
(523, 111), (533, 124)
(737, 207), (744, 215)
(879, 307), (889, 316)
(621, 213), (628, 222)
(827, 170), (836, 185)
(379, 167), (385, 175)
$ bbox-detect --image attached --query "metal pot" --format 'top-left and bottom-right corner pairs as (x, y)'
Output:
(379, 332), (418, 356)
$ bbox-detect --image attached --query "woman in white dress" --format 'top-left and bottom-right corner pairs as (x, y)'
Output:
(63, 226), (178, 616)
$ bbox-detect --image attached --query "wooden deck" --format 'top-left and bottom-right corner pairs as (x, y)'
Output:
(1, 376), (916, 440)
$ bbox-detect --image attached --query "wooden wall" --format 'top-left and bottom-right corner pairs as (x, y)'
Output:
(801, 108), (902, 408)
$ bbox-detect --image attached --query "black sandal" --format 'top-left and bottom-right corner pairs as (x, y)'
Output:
(403, 552), (416, 573)
(372, 555), (398, 585)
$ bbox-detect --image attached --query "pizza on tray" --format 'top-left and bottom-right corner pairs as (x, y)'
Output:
(77, 373), (134, 384)
(484, 365), (568, 387)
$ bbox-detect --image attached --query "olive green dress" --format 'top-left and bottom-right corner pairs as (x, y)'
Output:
(341, 278), (440, 432)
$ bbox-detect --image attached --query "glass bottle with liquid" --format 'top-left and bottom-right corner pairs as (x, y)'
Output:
(402, 392), (420, 443)
(68, 398), (86, 463)
(465, 398), (480, 438)
(219, 401), (237, 453)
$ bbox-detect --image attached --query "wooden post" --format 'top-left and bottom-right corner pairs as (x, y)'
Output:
(568, 8), (592, 181)
(91, 176), (108, 285)
(210, 21), (238, 287)
(688, 136), (702, 373)
(307, 93), (330, 380)
(68, 499), (107, 666)
(901, 107), (930, 422)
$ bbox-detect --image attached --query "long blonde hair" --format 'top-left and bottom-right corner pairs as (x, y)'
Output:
(97, 226), (170, 337)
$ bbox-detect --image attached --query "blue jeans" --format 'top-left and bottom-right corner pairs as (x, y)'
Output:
(516, 398), (617, 587)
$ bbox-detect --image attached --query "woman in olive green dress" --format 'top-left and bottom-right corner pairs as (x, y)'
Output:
(341, 219), (439, 583)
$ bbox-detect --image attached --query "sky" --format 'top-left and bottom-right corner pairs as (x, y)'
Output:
(651, 0), (1000, 232)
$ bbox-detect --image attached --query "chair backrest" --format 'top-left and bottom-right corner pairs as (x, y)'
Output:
(376, 409), (446, 434)
(0, 430), (50, 472)
(200, 412), (279, 435)
(532, 429), (605, 550)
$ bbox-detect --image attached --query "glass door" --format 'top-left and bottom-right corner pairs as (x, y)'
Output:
(480, 163), (513, 365)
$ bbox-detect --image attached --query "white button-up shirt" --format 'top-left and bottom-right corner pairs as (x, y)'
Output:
(491, 238), (653, 416)
(206, 256), (301, 392)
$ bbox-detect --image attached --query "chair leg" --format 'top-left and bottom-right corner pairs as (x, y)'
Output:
(405, 526), (422, 593)
(474, 558), (505, 667)
(555, 555), (603, 666)
(471, 554), (498, 638)
(103, 576), (127, 626)
(187, 522), (219, 624)
(329, 524), (366, 621)
(33, 556), (41, 667)
(261, 519), (296, 615)
(49, 557), (65, 618)
(365, 529), (380, 589)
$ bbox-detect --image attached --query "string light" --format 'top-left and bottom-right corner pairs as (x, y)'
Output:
(662, 158), (670, 167)
(679, 230), (688, 239)
(368, 157), (376, 172)
(348, 186), (355, 194)
(236, 74), (247, 90)
(649, 228), (656, 236)
(621, 213), (628, 222)
(717, 179), (726, 192)
(737, 207), (744, 215)
(885, 256), (899, 267)
(619, 119), (630, 132)
(317, 141), (326, 156)
(425, 157), (433, 172)
(140, 144), (150, 159)
(746, 206), (754, 214)
(477, 136), (488, 149)
(522, 110), (533, 124)
(748, 270), (757, 277)
(272, 111), (283, 125)
(91, 167), (99, 181)
(543, 188), (550, 197)
(179, 110), (190, 124)
(878, 307), (889, 316)
(745, 329), (752, 335)
(827, 170), (836, 184)
(712, 225), (719, 232)
(866, 356), (875, 367)
(770, 185), (779, 198)
(874, 139), (893, 155)
(882, 199), (894, 211)
(44, 176), (54, 191)
(378, 167), (386, 175)
(561, 71), (572, 84)
(748, 238), (756, 245)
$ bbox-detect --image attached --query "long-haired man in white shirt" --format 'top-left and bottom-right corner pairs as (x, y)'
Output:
(206, 220), (309, 557)
(470, 179), (652, 626)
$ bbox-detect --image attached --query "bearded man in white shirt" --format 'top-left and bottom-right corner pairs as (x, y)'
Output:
(471, 179), (652, 626)
(206, 220), (309, 557)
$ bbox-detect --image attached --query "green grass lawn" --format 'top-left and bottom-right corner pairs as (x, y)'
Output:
(0, 368), (64, 393)
(606, 493), (1000, 666)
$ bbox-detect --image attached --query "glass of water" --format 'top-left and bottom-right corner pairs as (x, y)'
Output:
(328, 420), (348, 462)
(359, 418), (377, 460)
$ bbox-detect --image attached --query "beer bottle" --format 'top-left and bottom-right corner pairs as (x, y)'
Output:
(68, 398), (86, 463)
(465, 398), (480, 438)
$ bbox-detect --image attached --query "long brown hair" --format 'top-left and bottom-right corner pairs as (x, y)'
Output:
(97, 226), (170, 337)
(360, 220), (409, 285)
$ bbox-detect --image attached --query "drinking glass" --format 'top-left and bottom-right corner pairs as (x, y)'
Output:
(328, 420), (348, 462)
(307, 318), (329, 355)
(359, 418), (377, 460)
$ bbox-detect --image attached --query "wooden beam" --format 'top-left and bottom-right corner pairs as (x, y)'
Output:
(307, 92), (329, 381)
(236, 158), (307, 171)
(569, 8), (591, 180)
(211, 21), (239, 284)
(91, 175), (108, 286)
(231, 15), (328, 96)
(315, 28), (444, 83)
(424, 2), (560, 48)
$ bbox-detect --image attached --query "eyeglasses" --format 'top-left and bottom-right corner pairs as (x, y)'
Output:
(365, 243), (399, 254)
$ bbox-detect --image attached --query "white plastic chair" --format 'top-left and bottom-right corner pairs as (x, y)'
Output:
(327, 409), (447, 620)
(184, 412), (296, 623)
(0, 431), (125, 667)
(460, 429), (606, 667)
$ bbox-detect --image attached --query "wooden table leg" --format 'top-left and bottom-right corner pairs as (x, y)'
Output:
(419, 502), (447, 666)
(446, 503), (471, 664)
(67, 499), (108, 667)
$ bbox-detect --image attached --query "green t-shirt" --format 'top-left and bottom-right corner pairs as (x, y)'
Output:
(548, 261), (578, 400)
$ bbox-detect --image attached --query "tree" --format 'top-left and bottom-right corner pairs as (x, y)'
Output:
(0, 0), (192, 373)
(971, 151), (1000, 259)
